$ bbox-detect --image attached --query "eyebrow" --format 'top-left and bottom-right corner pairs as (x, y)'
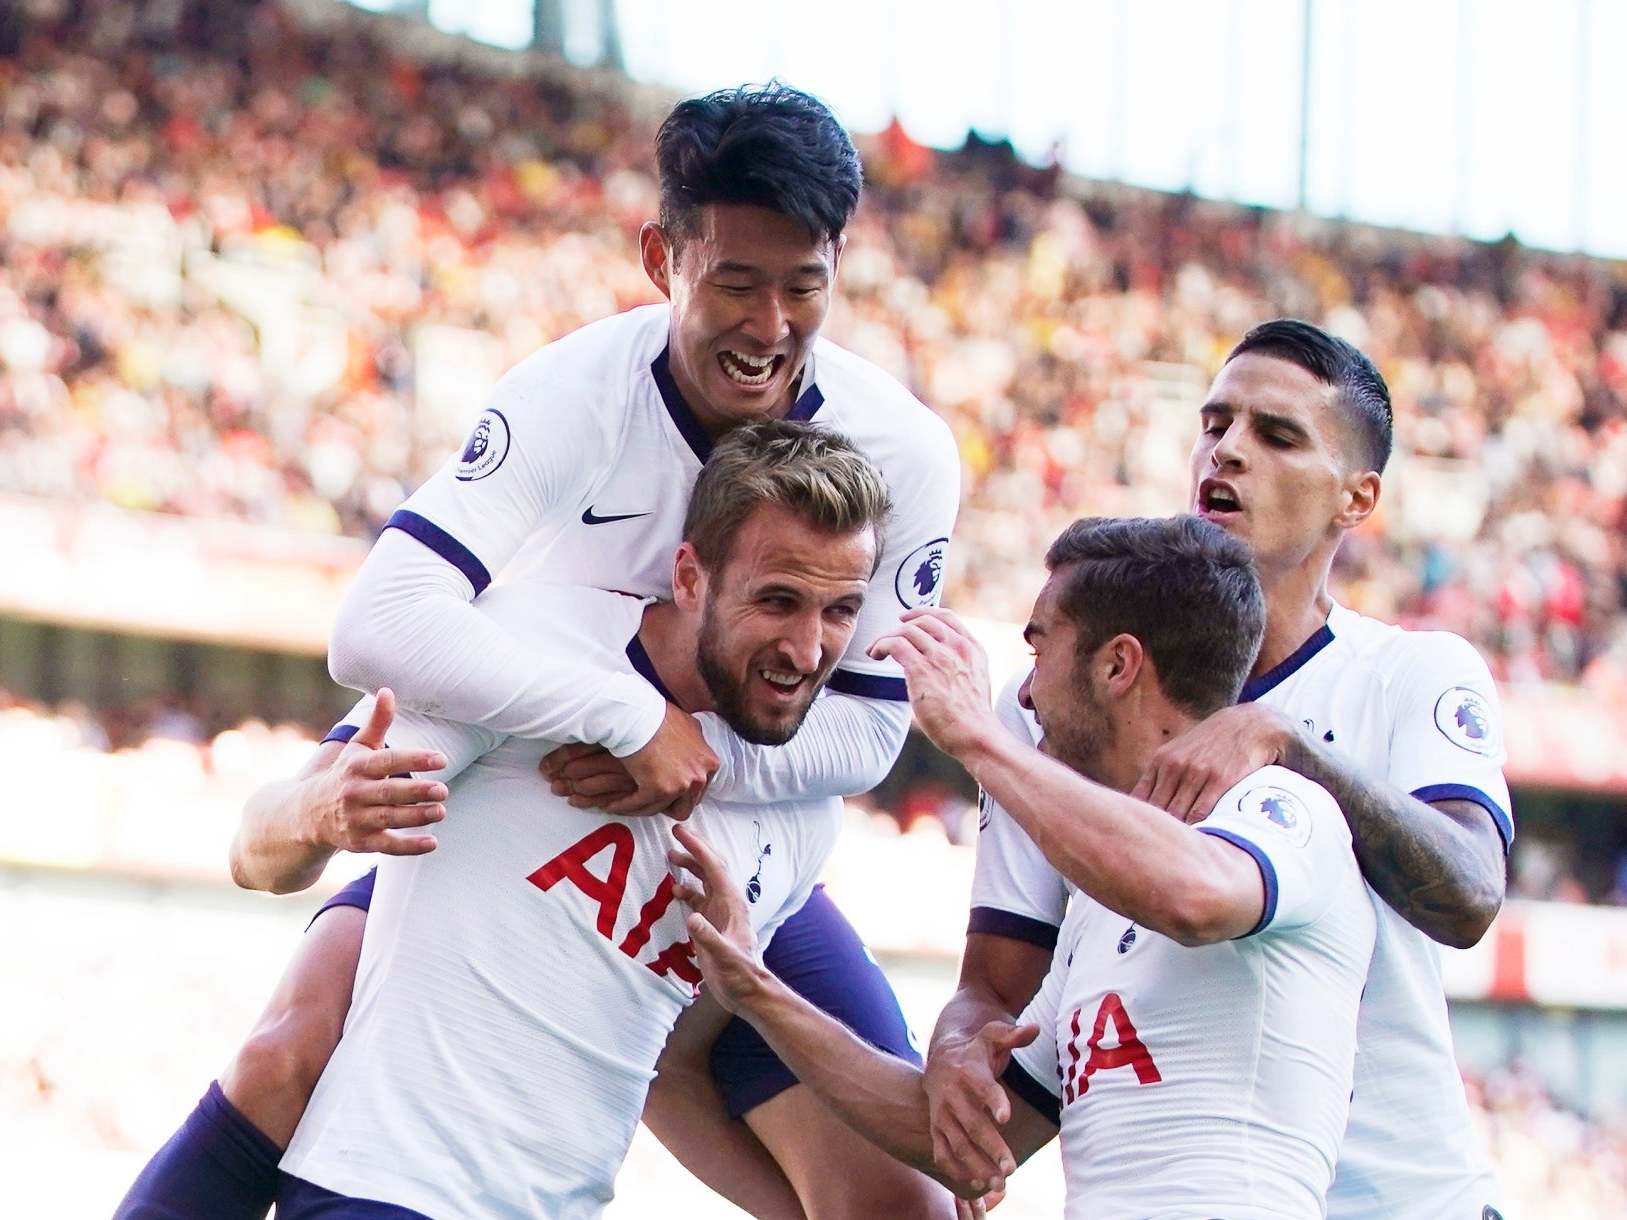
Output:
(713, 260), (829, 279)
(1200, 401), (1311, 440)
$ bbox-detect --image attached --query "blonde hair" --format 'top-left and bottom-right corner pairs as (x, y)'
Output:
(684, 420), (891, 572)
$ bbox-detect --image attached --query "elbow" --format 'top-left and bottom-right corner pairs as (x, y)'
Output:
(327, 593), (383, 691)
(1437, 879), (1505, 950)
(1157, 879), (1248, 948)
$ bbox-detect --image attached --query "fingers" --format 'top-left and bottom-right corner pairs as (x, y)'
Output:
(868, 631), (926, 667)
(354, 747), (448, 779)
(555, 772), (639, 800)
(599, 790), (680, 817)
(538, 742), (603, 780)
(352, 688), (396, 750)
(671, 822), (727, 882)
(549, 751), (625, 785)
(361, 831), (438, 857)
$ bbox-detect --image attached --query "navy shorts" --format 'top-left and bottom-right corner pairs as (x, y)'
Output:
(275, 1173), (430, 1218)
(311, 873), (919, 1118)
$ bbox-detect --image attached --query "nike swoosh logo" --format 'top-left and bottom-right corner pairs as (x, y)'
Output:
(581, 506), (653, 526)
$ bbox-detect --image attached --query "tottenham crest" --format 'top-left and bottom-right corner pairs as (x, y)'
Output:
(1238, 785), (1312, 848)
(456, 408), (512, 481)
(1434, 687), (1497, 756)
(895, 537), (949, 608)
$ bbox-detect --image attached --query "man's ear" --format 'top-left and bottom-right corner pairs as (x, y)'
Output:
(672, 541), (705, 611)
(1101, 633), (1146, 697)
(641, 222), (674, 300)
(1335, 469), (1381, 531)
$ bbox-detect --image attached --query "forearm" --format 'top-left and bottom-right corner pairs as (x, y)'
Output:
(701, 694), (910, 803)
(734, 969), (945, 1184)
(230, 775), (334, 895)
(960, 731), (1254, 944)
(642, 1058), (805, 1220)
(1284, 736), (1504, 947)
(328, 531), (663, 754)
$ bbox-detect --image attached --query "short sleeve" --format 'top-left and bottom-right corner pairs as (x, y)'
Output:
(1003, 914), (1071, 1126)
(322, 694), (500, 785)
(388, 349), (616, 596)
(1381, 631), (1514, 849)
(969, 670), (1069, 948)
(823, 411), (961, 704)
(1196, 768), (1353, 937)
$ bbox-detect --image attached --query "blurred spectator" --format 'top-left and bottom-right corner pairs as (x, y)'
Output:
(0, 0), (1624, 694)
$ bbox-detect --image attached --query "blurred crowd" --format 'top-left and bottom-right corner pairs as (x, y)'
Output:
(3, 2), (1627, 686)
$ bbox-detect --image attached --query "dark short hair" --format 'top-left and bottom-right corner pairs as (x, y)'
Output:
(1043, 516), (1265, 716)
(1227, 318), (1393, 473)
(684, 420), (890, 573)
(655, 83), (862, 248)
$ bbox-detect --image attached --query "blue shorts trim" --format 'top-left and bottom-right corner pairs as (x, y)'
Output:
(1412, 782), (1515, 850)
(711, 884), (920, 1119)
(307, 868), (377, 931)
(275, 1172), (432, 1218)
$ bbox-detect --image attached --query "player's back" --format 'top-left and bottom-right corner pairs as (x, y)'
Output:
(1012, 766), (1376, 1219)
(281, 585), (838, 1219)
(1248, 603), (1510, 1216)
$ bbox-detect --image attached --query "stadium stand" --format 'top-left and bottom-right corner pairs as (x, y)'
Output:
(4, 2), (1627, 1215)
(1, 0), (1625, 683)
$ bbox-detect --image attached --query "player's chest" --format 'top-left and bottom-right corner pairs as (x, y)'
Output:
(1256, 661), (1390, 777)
(508, 420), (699, 596)
(1047, 908), (1243, 1111)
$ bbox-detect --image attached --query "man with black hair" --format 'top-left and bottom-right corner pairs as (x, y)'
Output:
(675, 515), (1377, 1216)
(117, 84), (958, 1220)
(930, 319), (1510, 1217)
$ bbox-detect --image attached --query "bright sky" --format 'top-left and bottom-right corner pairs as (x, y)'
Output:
(361, 0), (1627, 259)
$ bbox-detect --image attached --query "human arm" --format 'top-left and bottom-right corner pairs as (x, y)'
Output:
(1130, 634), (1512, 948)
(229, 690), (493, 895)
(329, 361), (716, 815)
(871, 610), (1266, 945)
(667, 825), (1053, 1198)
(643, 993), (807, 1220)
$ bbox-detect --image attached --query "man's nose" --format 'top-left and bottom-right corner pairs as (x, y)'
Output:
(1018, 670), (1035, 710)
(739, 292), (789, 349)
(780, 615), (823, 673)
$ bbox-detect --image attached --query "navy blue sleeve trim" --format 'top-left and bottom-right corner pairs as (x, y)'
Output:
(323, 723), (360, 745)
(967, 907), (1061, 950)
(1198, 827), (1278, 937)
(1412, 783), (1515, 851)
(385, 508), (492, 595)
(1001, 1059), (1061, 1127)
(825, 668), (910, 701)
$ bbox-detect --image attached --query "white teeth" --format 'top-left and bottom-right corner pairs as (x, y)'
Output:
(760, 669), (801, 688)
(720, 351), (778, 386)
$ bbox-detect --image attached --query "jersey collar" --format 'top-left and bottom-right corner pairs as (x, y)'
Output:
(625, 632), (680, 705)
(650, 344), (825, 462)
(1238, 616), (1336, 704)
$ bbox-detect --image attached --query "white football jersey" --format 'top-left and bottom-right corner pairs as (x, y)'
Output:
(975, 603), (1513, 1217)
(393, 303), (960, 705)
(280, 584), (839, 1219)
(1007, 765), (1375, 1219)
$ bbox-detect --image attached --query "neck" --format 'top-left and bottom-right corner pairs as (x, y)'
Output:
(1251, 544), (1337, 679)
(635, 602), (714, 714)
(1100, 705), (1200, 795)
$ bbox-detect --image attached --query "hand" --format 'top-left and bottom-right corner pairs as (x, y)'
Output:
(669, 822), (763, 1014)
(539, 744), (638, 809)
(562, 705), (715, 823)
(1131, 702), (1297, 824)
(307, 689), (450, 855)
(925, 1021), (1035, 1196)
(867, 608), (999, 758)
(956, 1189), (1005, 1219)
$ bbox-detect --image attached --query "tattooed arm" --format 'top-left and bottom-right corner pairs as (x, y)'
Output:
(1279, 730), (1506, 948)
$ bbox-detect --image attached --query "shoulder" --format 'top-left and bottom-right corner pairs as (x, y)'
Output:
(1205, 764), (1348, 850)
(1335, 605), (1491, 683)
(812, 339), (958, 468)
(486, 306), (668, 438)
